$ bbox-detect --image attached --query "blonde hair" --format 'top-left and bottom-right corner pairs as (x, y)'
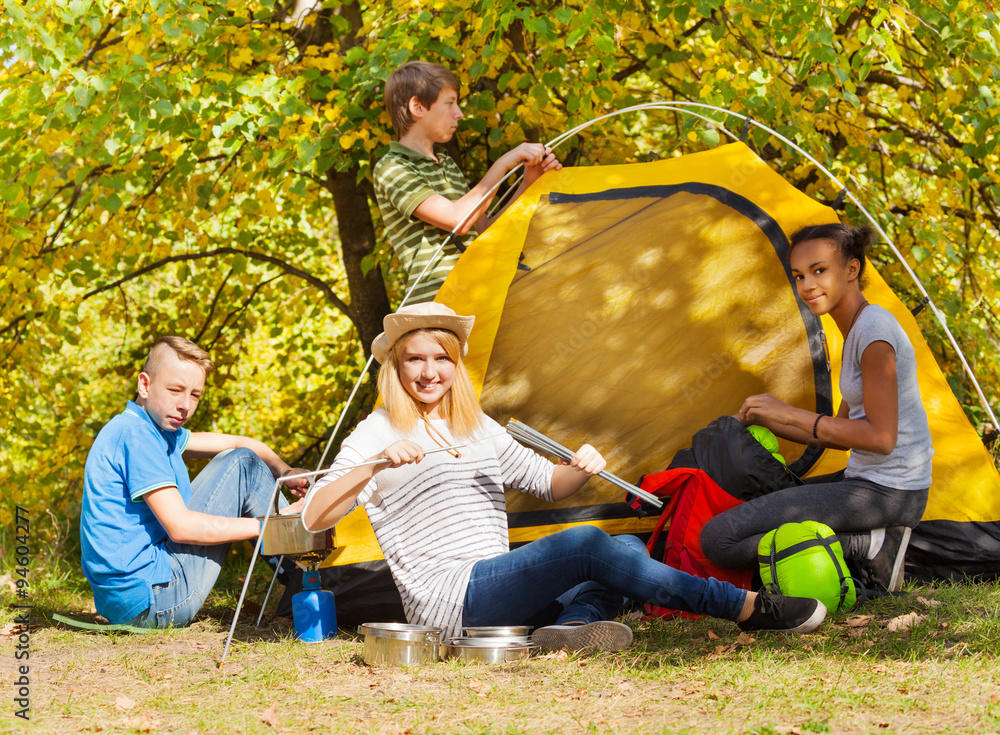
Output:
(376, 329), (483, 437)
(143, 336), (215, 378)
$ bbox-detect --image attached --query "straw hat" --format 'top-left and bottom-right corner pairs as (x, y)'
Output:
(371, 303), (475, 364)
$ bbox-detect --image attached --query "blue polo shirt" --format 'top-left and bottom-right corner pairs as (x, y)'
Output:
(80, 401), (192, 624)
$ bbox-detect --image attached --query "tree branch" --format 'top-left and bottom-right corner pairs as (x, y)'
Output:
(83, 247), (352, 318)
(208, 274), (284, 351)
(194, 267), (236, 344)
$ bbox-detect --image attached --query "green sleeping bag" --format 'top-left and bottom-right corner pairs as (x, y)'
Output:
(758, 520), (857, 613)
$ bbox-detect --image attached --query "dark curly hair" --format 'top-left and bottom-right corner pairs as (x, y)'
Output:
(789, 222), (875, 290)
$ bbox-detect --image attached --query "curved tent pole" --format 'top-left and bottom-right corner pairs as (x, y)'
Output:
(486, 106), (741, 218)
(489, 100), (997, 430)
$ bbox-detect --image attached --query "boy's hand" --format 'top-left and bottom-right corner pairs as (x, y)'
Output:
(523, 145), (562, 187)
(500, 143), (562, 185)
(278, 468), (311, 496)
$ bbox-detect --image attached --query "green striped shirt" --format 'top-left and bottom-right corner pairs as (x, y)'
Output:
(373, 142), (471, 303)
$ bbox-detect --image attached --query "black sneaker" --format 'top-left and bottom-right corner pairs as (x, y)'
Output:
(860, 527), (912, 593)
(532, 621), (633, 652)
(737, 593), (827, 634)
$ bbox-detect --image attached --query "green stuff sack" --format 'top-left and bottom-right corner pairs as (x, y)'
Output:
(747, 424), (786, 465)
(758, 521), (857, 613)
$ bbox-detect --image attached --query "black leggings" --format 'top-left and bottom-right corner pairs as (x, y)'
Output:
(700, 471), (929, 570)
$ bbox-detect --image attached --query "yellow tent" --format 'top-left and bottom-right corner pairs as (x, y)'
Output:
(331, 142), (1000, 581)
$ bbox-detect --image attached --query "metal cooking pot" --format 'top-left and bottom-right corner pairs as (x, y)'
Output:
(439, 638), (539, 664)
(462, 625), (533, 638)
(358, 623), (444, 666)
(259, 494), (334, 557)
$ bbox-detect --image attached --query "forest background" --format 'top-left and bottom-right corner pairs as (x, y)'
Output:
(2, 0), (999, 554)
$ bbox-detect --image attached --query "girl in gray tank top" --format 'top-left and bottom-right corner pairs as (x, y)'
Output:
(702, 223), (932, 594)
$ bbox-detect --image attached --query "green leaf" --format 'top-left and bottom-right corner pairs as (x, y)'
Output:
(593, 35), (616, 54)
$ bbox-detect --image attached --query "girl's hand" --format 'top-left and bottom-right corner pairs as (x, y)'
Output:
(739, 393), (794, 426)
(279, 497), (306, 515)
(378, 440), (425, 467)
(562, 444), (607, 477)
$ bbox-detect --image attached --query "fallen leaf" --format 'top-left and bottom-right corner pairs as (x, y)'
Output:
(735, 632), (755, 645)
(241, 600), (262, 616)
(707, 630), (721, 640)
(616, 681), (636, 693)
(121, 715), (159, 732)
(114, 696), (136, 712)
(0, 622), (15, 637)
(846, 615), (874, 628)
(260, 702), (280, 728)
(775, 727), (803, 734)
(916, 596), (942, 608)
(887, 613), (927, 633)
(990, 694), (999, 705)
(0, 574), (14, 593)
(539, 650), (569, 661)
(468, 678), (486, 693)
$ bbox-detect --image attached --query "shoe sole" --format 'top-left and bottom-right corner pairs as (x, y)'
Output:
(787, 600), (827, 633)
(532, 622), (633, 652)
(886, 527), (912, 593)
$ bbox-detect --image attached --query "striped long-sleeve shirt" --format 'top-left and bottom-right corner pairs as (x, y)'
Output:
(373, 142), (470, 304)
(303, 410), (554, 636)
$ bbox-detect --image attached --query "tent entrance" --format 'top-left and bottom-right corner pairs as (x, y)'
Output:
(479, 184), (831, 534)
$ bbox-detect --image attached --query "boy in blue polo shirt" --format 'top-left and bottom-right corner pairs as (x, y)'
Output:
(80, 336), (307, 627)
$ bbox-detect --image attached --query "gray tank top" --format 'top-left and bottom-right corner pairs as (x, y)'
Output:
(840, 304), (933, 489)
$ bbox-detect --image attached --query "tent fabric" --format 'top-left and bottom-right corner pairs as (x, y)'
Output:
(328, 141), (1000, 582)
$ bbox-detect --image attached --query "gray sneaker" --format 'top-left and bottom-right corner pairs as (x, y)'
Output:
(861, 527), (912, 593)
(532, 621), (633, 653)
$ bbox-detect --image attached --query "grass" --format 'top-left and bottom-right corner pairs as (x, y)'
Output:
(2, 554), (1000, 735)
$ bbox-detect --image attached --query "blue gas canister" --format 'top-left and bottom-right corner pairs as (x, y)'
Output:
(292, 571), (336, 643)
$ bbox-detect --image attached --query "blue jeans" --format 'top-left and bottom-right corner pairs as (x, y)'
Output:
(128, 448), (281, 628)
(463, 525), (747, 627)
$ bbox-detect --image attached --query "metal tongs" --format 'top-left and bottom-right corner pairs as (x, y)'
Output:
(505, 419), (663, 509)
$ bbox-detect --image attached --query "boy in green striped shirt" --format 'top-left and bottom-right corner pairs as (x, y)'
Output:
(374, 61), (561, 303)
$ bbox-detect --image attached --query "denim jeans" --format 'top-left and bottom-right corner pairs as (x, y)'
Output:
(128, 448), (281, 628)
(463, 525), (747, 628)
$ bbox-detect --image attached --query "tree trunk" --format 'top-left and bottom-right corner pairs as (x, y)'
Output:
(327, 167), (391, 361)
